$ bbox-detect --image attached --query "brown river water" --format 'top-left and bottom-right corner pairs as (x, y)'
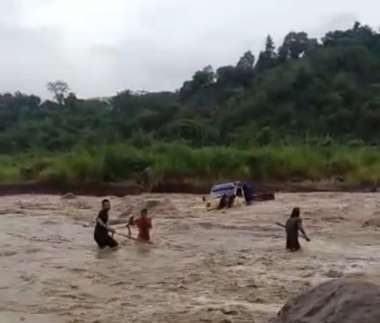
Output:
(1, 193), (380, 323)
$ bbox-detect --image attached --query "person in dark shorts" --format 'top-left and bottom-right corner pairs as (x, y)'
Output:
(94, 199), (118, 248)
(127, 208), (152, 242)
(285, 207), (310, 252)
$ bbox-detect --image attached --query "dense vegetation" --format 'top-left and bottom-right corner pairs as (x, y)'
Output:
(2, 22), (380, 185)
(3, 144), (380, 187)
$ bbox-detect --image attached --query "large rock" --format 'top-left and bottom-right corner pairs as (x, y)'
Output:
(272, 278), (380, 323)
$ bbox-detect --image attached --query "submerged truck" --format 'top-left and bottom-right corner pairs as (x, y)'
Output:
(204, 181), (274, 210)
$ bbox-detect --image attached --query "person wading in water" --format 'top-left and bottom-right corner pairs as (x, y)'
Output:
(94, 199), (118, 249)
(285, 207), (310, 252)
(127, 208), (152, 242)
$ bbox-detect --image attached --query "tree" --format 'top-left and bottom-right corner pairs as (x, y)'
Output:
(353, 21), (361, 31)
(179, 65), (216, 101)
(278, 32), (310, 61)
(179, 81), (194, 102)
(111, 90), (134, 114)
(322, 22), (375, 48)
(236, 51), (255, 70)
(64, 92), (79, 110)
(234, 51), (255, 86)
(192, 65), (215, 89)
(13, 92), (41, 111)
(47, 81), (70, 106)
(256, 35), (277, 71)
(216, 66), (236, 85)
(265, 35), (276, 55)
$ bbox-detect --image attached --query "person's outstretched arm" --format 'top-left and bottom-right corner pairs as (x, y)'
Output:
(126, 216), (135, 237)
(298, 219), (310, 241)
(96, 217), (115, 234)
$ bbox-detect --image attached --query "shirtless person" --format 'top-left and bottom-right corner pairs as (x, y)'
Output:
(127, 208), (152, 242)
(94, 199), (118, 249)
(285, 207), (310, 252)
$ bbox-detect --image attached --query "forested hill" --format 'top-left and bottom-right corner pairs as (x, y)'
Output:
(2, 22), (380, 153)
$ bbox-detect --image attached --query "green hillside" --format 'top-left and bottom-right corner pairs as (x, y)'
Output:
(2, 22), (380, 186)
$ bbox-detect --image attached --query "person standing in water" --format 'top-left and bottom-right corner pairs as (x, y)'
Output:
(127, 208), (152, 242)
(94, 199), (118, 249)
(285, 207), (310, 252)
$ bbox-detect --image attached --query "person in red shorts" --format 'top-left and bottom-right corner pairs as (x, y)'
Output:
(127, 208), (152, 242)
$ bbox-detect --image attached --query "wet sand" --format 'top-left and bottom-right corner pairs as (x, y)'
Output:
(1, 193), (380, 323)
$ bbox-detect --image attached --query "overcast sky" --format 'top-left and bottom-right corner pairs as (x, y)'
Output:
(1, 0), (379, 99)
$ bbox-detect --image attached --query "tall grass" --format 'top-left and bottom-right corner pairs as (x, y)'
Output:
(0, 155), (24, 183)
(1, 143), (380, 185)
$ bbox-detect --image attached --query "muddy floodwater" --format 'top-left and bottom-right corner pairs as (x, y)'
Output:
(1, 193), (380, 323)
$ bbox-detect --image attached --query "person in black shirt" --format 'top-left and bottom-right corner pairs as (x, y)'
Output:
(285, 207), (310, 252)
(94, 199), (118, 248)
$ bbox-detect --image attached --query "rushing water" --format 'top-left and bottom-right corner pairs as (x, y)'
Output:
(1, 193), (380, 322)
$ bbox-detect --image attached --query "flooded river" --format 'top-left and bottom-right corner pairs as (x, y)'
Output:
(1, 193), (380, 322)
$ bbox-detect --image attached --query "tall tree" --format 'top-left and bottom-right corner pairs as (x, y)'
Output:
(47, 81), (70, 106)
(236, 51), (255, 70)
(278, 32), (310, 61)
(256, 35), (277, 71)
(192, 65), (215, 88)
(265, 35), (276, 57)
(234, 51), (255, 86)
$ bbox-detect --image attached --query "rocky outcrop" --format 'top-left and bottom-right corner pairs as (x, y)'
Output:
(272, 278), (380, 323)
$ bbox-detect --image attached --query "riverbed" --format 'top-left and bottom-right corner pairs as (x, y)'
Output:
(1, 193), (380, 322)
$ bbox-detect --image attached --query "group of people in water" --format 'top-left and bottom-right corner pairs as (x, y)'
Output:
(93, 199), (310, 252)
(94, 199), (152, 249)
